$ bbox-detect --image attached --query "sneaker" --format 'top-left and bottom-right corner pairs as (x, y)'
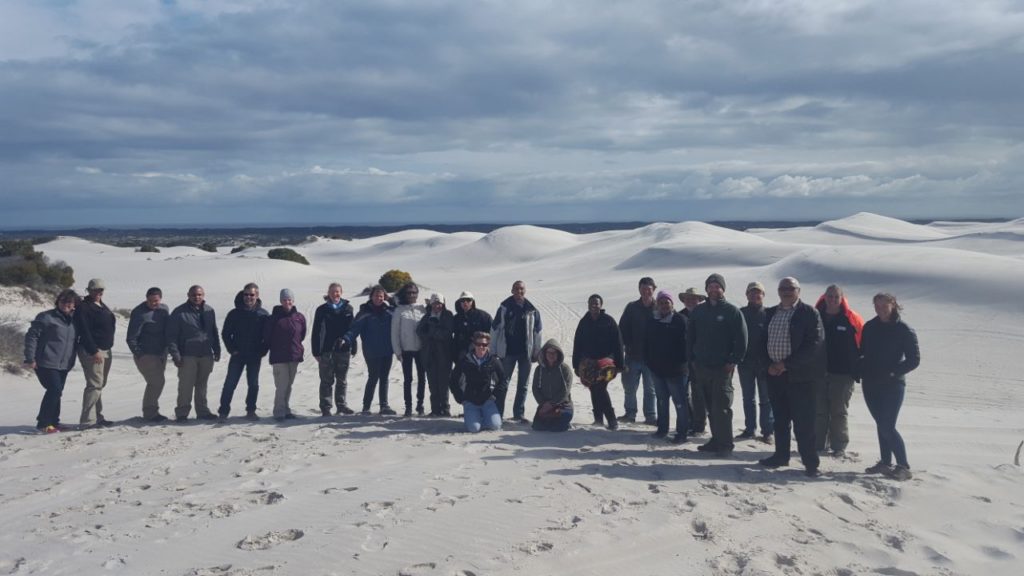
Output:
(805, 467), (821, 478)
(758, 456), (789, 468)
(642, 418), (658, 426)
(217, 414), (228, 423)
(669, 433), (688, 445)
(42, 425), (60, 434)
(886, 465), (913, 481)
(735, 430), (755, 440)
(619, 414), (637, 423)
(832, 449), (847, 459)
(865, 461), (893, 475)
(759, 433), (774, 445)
(337, 406), (354, 415)
(380, 407), (397, 416)
(244, 411), (259, 421)
(360, 409), (373, 416)
(146, 414), (169, 423)
(651, 430), (668, 439)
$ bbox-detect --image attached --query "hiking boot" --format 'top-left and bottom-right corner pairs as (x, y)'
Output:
(404, 407), (413, 417)
(886, 465), (913, 481)
(805, 467), (821, 478)
(380, 406), (397, 416)
(735, 430), (755, 440)
(758, 456), (789, 468)
(865, 461), (893, 475)
(760, 433), (774, 445)
(337, 405), (354, 415)
(592, 418), (604, 426)
(244, 411), (259, 421)
(696, 442), (719, 452)
(321, 408), (332, 418)
(606, 420), (618, 431)
(651, 430), (668, 439)
(619, 414), (636, 423)
(146, 414), (169, 423)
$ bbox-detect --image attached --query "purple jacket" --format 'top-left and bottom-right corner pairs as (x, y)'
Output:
(264, 305), (306, 364)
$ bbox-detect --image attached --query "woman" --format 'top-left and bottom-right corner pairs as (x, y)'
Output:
(76, 278), (116, 428)
(417, 293), (455, 417)
(644, 291), (689, 444)
(449, 331), (506, 433)
(24, 289), (80, 433)
(343, 285), (397, 415)
(392, 282), (426, 416)
(452, 292), (492, 356)
(859, 293), (920, 481)
(263, 289), (306, 421)
(532, 339), (574, 432)
(814, 284), (864, 457)
(571, 294), (623, 430)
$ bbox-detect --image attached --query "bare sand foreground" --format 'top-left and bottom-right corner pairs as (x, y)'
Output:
(1, 213), (1022, 576)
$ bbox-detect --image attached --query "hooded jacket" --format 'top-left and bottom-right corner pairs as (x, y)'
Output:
(221, 291), (270, 360)
(344, 300), (394, 358)
(126, 301), (170, 357)
(532, 339), (574, 406)
(453, 304), (492, 357)
(24, 308), (78, 371)
(687, 298), (747, 368)
(491, 296), (542, 360)
(311, 297), (356, 357)
(417, 307), (455, 369)
(572, 310), (624, 371)
(858, 316), (920, 383)
(644, 310), (689, 378)
(449, 349), (507, 406)
(166, 301), (221, 361)
(391, 303), (425, 355)
(263, 305), (306, 364)
(814, 294), (863, 376)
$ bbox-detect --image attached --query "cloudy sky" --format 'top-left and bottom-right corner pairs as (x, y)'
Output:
(1, 0), (1022, 228)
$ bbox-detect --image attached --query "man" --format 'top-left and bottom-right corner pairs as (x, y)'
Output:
(126, 287), (170, 422)
(312, 282), (357, 416)
(76, 278), (116, 428)
(618, 277), (658, 425)
(491, 280), (543, 423)
(758, 277), (826, 477)
(453, 292), (492, 357)
(687, 273), (747, 456)
(737, 282), (774, 443)
(644, 291), (689, 443)
(219, 282), (269, 421)
(166, 285), (221, 421)
(678, 286), (707, 434)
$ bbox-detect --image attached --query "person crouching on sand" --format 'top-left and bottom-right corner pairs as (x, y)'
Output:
(449, 331), (506, 433)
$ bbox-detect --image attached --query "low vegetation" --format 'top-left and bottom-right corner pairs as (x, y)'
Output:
(378, 269), (413, 293)
(0, 240), (74, 290)
(267, 248), (310, 265)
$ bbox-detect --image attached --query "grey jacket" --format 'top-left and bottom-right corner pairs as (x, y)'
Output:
(166, 301), (221, 361)
(126, 302), (170, 357)
(24, 308), (78, 371)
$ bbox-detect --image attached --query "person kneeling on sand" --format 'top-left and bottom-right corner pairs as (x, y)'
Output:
(531, 339), (574, 432)
(449, 331), (506, 433)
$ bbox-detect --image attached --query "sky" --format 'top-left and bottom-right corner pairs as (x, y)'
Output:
(1, 0), (1023, 228)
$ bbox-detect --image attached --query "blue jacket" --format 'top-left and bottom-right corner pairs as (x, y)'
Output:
(344, 301), (394, 358)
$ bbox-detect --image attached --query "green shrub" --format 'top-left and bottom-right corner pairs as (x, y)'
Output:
(0, 322), (26, 375)
(198, 242), (219, 253)
(267, 248), (310, 265)
(0, 241), (74, 289)
(378, 269), (413, 293)
(137, 244), (160, 253)
(231, 242), (256, 254)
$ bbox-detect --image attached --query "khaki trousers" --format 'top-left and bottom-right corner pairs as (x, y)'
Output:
(815, 372), (855, 452)
(135, 355), (167, 419)
(176, 356), (215, 419)
(272, 362), (299, 419)
(79, 349), (112, 425)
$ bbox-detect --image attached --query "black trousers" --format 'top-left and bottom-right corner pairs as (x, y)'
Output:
(401, 351), (426, 410)
(589, 383), (616, 425)
(767, 372), (820, 470)
(36, 367), (69, 428)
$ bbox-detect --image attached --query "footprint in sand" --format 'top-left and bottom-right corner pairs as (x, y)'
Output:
(691, 518), (711, 541)
(236, 529), (304, 551)
(249, 490), (285, 505)
(398, 562), (437, 576)
(517, 541), (554, 555)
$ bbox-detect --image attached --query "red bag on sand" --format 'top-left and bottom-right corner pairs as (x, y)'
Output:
(579, 357), (617, 389)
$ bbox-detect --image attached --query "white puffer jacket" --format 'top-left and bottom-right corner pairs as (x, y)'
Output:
(391, 303), (425, 355)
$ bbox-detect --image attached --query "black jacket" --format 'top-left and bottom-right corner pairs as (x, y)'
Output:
(816, 303), (860, 376)
(572, 310), (624, 371)
(126, 301), (169, 357)
(764, 301), (826, 382)
(311, 298), (356, 357)
(75, 296), (116, 354)
(619, 298), (655, 361)
(739, 304), (770, 370)
(859, 317), (920, 383)
(449, 351), (507, 406)
(221, 291), (270, 360)
(417, 308), (455, 369)
(453, 307), (492, 357)
(644, 312), (688, 378)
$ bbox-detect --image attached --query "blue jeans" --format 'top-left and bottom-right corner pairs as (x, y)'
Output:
(862, 379), (908, 468)
(35, 367), (69, 428)
(738, 365), (773, 436)
(621, 359), (656, 421)
(463, 399), (502, 432)
(219, 355), (262, 415)
(652, 372), (688, 435)
(499, 354), (531, 419)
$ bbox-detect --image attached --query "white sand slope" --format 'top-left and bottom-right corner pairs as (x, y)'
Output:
(1, 214), (1022, 576)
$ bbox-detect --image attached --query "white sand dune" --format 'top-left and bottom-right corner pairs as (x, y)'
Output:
(2, 213), (1022, 576)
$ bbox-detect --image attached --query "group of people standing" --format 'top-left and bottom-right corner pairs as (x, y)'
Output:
(23, 273), (920, 481)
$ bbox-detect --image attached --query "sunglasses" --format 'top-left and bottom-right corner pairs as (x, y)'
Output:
(243, 292), (258, 297)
